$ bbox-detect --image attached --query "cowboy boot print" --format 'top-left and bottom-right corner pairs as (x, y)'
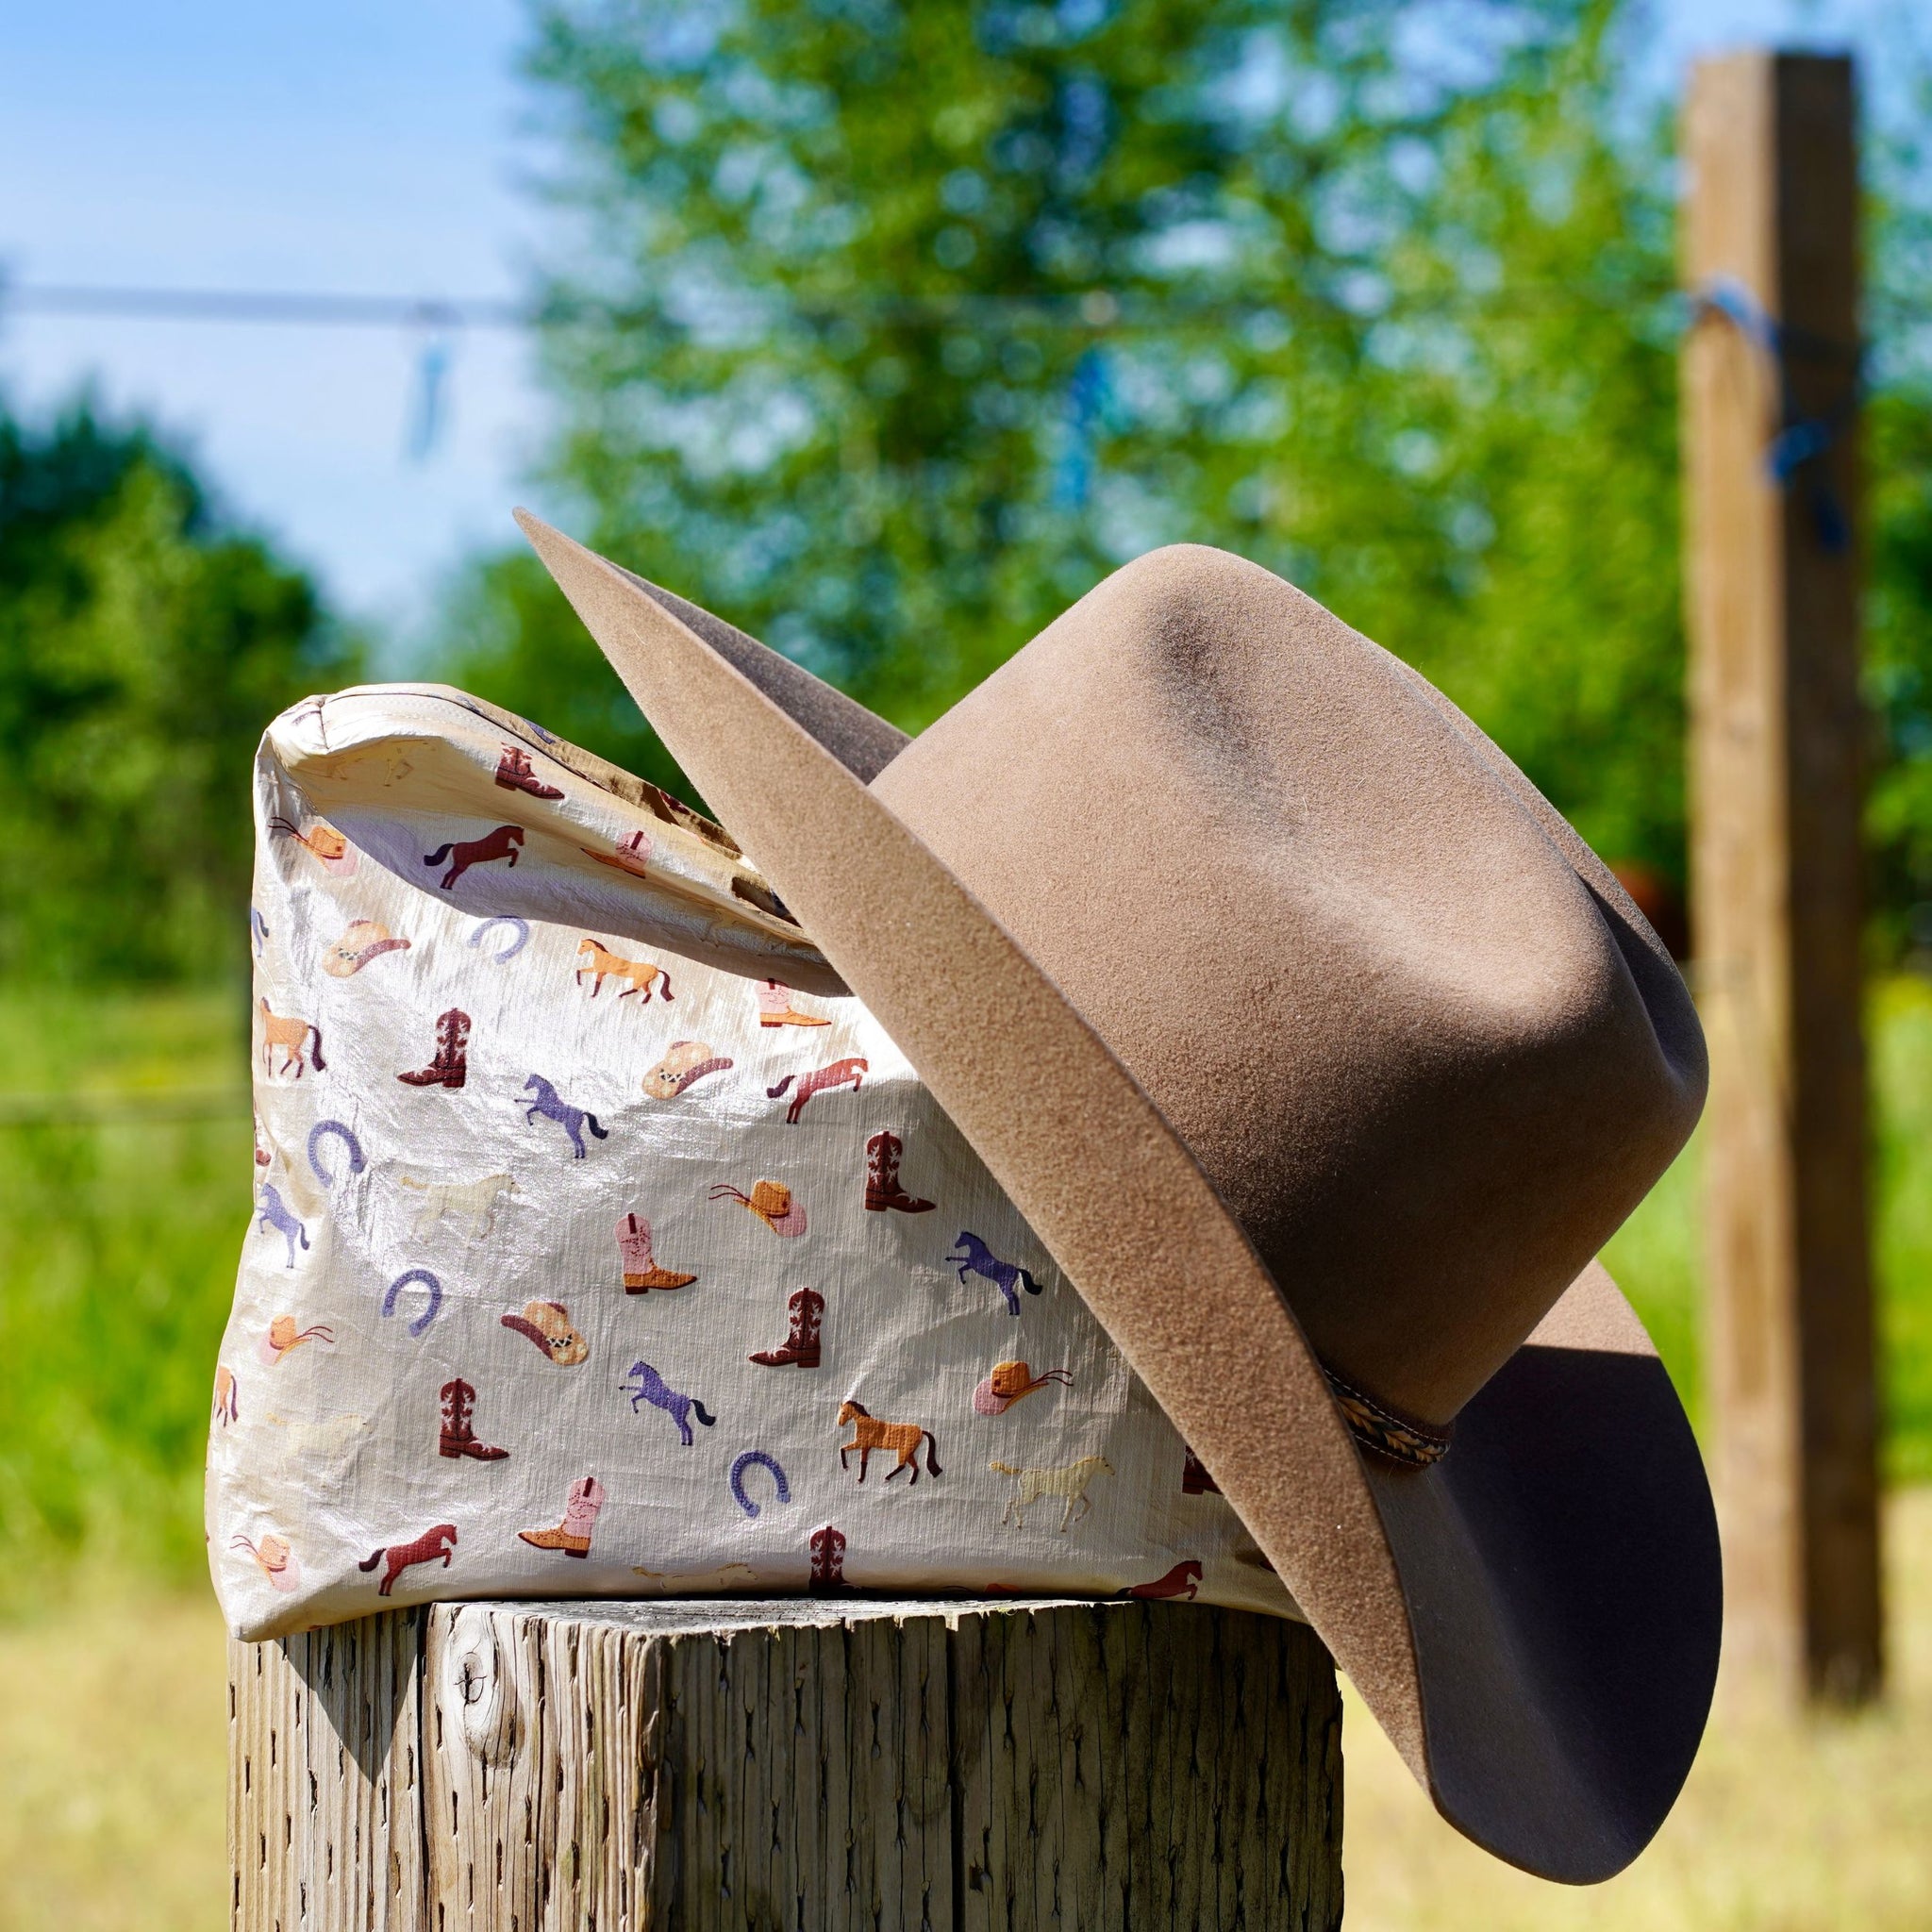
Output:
(495, 743), (564, 799)
(398, 1008), (471, 1089)
(756, 978), (829, 1028)
(519, 1475), (605, 1557)
(864, 1131), (935, 1214)
(749, 1287), (824, 1368)
(439, 1377), (509, 1461)
(617, 1212), (697, 1292)
(808, 1524), (847, 1593)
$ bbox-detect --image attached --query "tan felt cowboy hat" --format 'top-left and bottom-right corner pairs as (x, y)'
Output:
(516, 512), (1720, 1884)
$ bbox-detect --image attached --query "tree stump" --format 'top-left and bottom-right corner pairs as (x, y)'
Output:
(229, 1596), (1342, 1930)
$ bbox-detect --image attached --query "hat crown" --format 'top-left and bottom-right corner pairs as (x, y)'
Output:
(871, 545), (1705, 1426)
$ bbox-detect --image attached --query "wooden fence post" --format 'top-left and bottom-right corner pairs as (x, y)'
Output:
(1682, 49), (1881, 1707)
(230, 1598), (1342, 1930)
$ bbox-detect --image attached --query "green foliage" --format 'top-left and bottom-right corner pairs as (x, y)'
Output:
(0, 990), (248, 1589)
(456, 0), (1690, 884)
(0, 400), (357, 987)
(438, 0), (1932, 945)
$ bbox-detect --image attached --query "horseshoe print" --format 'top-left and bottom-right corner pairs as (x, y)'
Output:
(307, 1119), (367, 1186)
(381, 1268), (443, 1338)
(729, 1450), (791, 1520)
(467, 915), (530, 962)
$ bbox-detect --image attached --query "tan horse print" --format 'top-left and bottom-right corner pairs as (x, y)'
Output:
(259, 999), (325, 1076)
(991, 1455), (1112, 1531)
(398, 1172), (518, 1239)
(575, 937), (675, 1002)
(837, 1400), (942, 1485)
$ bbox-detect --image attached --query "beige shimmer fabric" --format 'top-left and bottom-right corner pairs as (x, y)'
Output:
(208, 685), (1296, 1641)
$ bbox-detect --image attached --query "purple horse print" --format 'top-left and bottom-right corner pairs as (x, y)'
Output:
(255, 1184), (309, 1269)
(947, 1232), (1043, 1317)
(523, 1074), (608, 1158)
(623, 1359), (716, 1445)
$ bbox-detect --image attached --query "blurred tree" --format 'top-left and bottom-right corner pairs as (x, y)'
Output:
(0, 400), (356, 985)
(446, 0), (1932, 946)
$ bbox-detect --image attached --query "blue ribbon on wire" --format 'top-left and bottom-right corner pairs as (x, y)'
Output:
(1691, 275), (1862, 553)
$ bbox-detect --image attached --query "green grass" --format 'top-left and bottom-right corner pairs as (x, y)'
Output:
(0, 988), (251, 1596)
(1600, 975), (1932, 1485)
(3, 978), (1932, 1595)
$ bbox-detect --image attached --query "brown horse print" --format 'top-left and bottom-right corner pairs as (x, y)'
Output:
(259, 1000), (325, 1077)
(575, 937), (675, 1002)
(837, 1401), (942, 1485)
(422, 823), (525, 891)
(358, 1523), (458, 1596)
(1117, 1559), (1202, 1602)
(767, 1057), (867, 1124)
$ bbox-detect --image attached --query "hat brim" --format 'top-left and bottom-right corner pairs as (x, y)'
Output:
(516, 512), (1720, 1883)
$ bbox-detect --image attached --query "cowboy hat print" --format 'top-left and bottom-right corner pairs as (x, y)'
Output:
(709, 1177), (807, 1237)
(320, 918), (411, 977)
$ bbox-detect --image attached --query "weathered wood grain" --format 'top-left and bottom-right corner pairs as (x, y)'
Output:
(1683, 49), (1881, 1709)
(227, 1609), (426, 1931)
(233, 1598), (1341, 1930)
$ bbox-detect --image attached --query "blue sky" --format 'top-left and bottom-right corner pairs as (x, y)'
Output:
(0, 0), (1910, 643)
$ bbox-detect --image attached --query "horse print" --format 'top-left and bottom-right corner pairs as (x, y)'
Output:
(523, 1074), (608, 1158)
(1118, 1559), (1202, 1602)
(398, 1172), (518, 1239)
(991, 1455), (1111, 1531)
(358, 1523), (458, 1597)
(623, 1359), (716, 1445)
(213, 1364), (239, 1426)
(948, 1233), (1043, 1316)
(767, 1057), (868, 1124)
(575, 937), (675, 1002)
(422, 823), (525, 891)
(255, 1184), (309, 1269)
(259, 1000), (325, 1077)
(837, 1401), (942, 1485)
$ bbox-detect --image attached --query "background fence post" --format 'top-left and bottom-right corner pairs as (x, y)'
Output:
(1683, 48), (1881, 1707)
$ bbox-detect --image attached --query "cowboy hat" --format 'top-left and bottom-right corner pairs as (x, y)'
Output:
(514, 512), (1720, 1883)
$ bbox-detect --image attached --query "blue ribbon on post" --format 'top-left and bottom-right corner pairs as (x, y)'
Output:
(1691, 275), (1863, 554)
